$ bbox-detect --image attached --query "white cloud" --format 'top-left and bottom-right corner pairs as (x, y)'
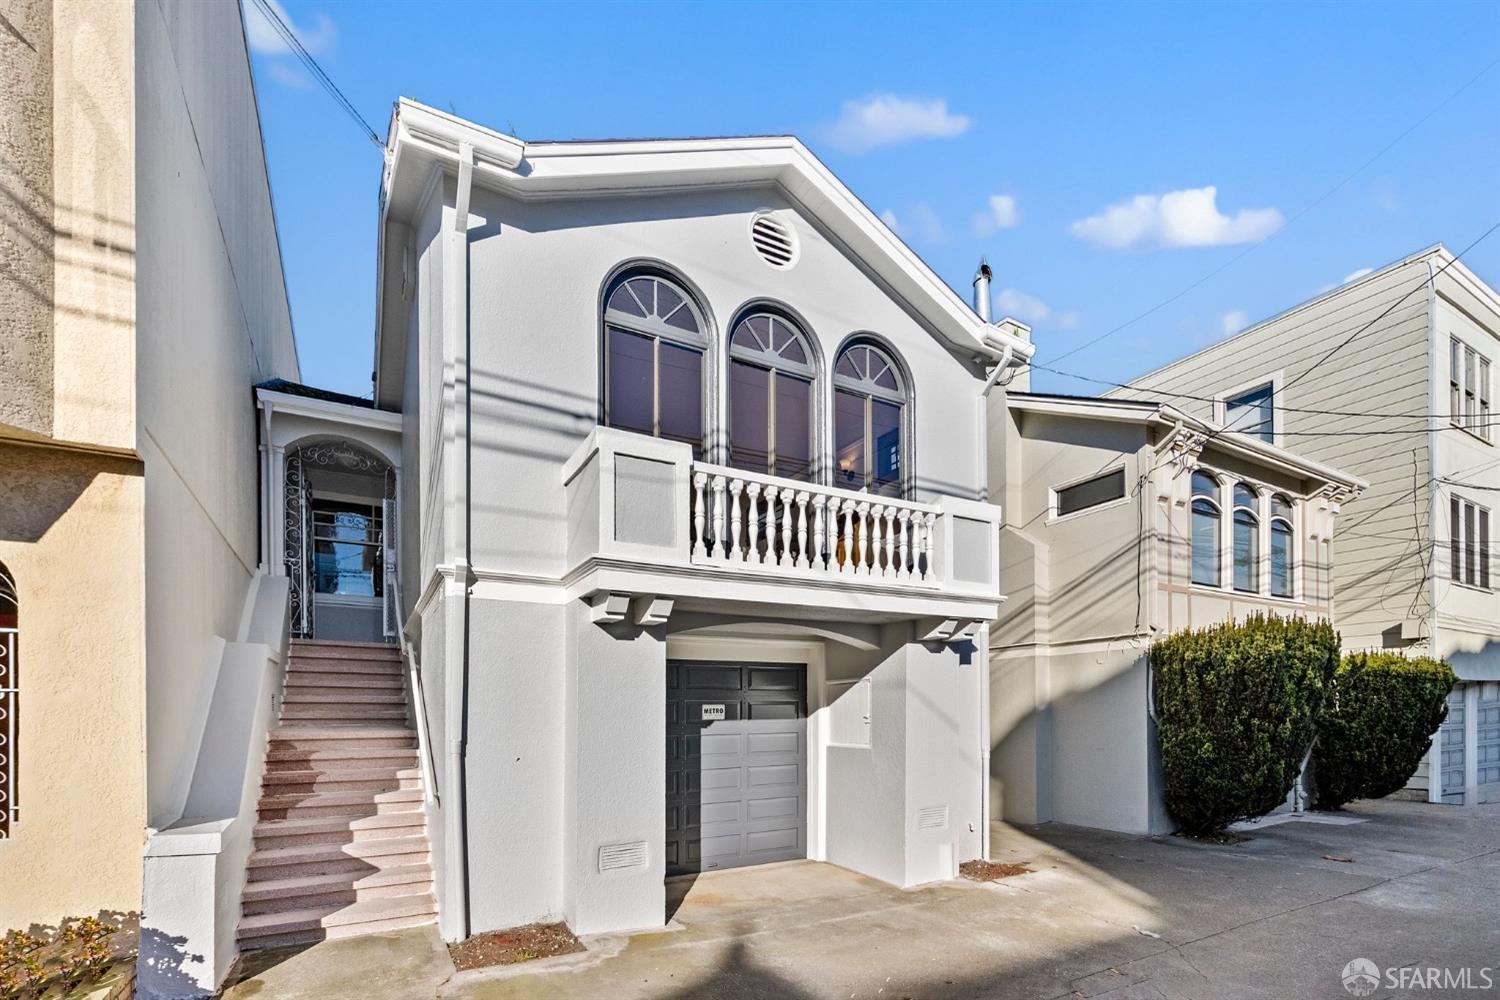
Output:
(266, 61), (312, 89)
(880, 204), (947, 244)
(822, 95), (971, 154)
(1070, 186), (1283, 250)
(1343, 267), (1374, 284)
(994, 288), (1079, 329)
(245, 0), (336, 57)
(1221, 310), (1248, 336)
(972, 194), (1020, 237)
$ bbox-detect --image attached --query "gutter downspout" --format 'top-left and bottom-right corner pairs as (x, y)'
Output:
(1423, 255), (1445, 804)
(447, 140), (476, 938)
(976, 341), (1014, 860)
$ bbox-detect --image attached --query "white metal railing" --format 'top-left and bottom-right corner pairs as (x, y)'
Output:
(690, 462), (941, 586)
(388, 549), (438, 806)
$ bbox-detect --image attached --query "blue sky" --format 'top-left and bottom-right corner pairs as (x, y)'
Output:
(246, 0), (1500, 398)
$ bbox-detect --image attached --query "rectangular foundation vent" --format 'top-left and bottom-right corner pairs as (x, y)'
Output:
(598, 841), (649, 873)
(917, 805), (949, 832)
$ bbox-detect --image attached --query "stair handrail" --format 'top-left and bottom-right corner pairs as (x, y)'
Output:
(389, 555), (439, 807)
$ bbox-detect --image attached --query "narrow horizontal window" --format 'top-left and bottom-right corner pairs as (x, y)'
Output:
(1055, 468), (1126, 517)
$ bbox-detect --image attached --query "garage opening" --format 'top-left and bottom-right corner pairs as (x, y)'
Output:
(665, 660), (807, 875)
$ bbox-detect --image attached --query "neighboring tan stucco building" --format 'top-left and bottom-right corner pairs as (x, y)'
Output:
(1116, 247), (1500, 806)
(0, 0), (296, 940)
(985, 391), (1363, 834)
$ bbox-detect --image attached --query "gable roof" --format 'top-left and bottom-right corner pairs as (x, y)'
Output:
(372, 99), (1033, 407)
(1007, 391), (1366, 496)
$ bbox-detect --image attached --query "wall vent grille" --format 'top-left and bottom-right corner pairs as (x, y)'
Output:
(598, 841), (649, 873)
(917, 805), (949, 831)
(751, 213), (798, 269)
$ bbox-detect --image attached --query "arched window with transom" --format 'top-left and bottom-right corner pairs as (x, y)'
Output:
(0, 562), (16, 838)
(602, 272), (708, 456)
(833, 340), (909, 497)
(1233, 483), (1261, 593)
(1270, 494), (1294, 598)
(1191, 471), (1221, 586)
(728, 311), (816, 480)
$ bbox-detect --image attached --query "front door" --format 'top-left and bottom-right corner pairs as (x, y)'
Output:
(665, 661), (807, 875)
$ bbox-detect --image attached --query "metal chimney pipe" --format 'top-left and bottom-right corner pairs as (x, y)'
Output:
(973, 259), (993, 323)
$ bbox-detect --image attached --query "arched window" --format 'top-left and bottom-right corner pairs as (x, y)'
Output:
(728, 311), (815, 480)
(1270, 494), (1294, 598)
(0, 561), (16, 838)
(833, 341), (908, 497)
(603, 273), (708, 456)
(1190, 471), (1221, 587)
(1233, 483), (1261, 593)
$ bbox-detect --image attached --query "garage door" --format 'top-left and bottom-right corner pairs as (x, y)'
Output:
(1479, 683), (1500, 805)
(1439, 687), (1466, 804)
(666, 661), (806, 876)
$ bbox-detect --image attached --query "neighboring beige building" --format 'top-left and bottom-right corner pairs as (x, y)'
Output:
(0, 0), (296, 935)
(986, 391), (1363, 834)
(1116, 247), (1500, 806)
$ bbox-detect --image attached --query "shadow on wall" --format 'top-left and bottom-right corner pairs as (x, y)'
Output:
(0, 444), (142, 544)
(136, 924), (208, 1000)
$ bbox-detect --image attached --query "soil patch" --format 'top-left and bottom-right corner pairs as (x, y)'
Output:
(960, 859), (1034, 882)
(448, 921), (585, 971)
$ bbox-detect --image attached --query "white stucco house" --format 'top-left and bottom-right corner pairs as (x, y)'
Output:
(233, 98), (1037, 951)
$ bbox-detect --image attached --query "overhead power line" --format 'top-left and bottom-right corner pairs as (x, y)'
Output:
(1030, 52), (1500, 370)
(247, 0), (383, 149)
(1138, 224), (1499, 479)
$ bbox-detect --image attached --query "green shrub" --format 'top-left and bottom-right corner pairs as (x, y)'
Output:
(1151, 614), (1340, 835)
(1312, 652), (1455, 809)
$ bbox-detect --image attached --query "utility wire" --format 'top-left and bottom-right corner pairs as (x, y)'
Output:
(1282, 221), (1500, 393)
(1022, 52), (1500, 371)
(1137, 223), (1498, 482)
(247, 0), (383, 148)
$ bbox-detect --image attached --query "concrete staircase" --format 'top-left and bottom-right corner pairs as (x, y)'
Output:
(238, 639), (436, 951)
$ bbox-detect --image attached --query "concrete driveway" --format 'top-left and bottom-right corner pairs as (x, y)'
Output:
(222, 798), (1500, 999)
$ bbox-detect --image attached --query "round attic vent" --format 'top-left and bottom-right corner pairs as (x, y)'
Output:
(750, 212), (798, 269)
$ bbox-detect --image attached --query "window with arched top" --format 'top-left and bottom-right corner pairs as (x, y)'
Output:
(1233, 483), (1261, 593)
(1190, 471), (1221, 586)
(1270, 494), (1294, 598)
(728, 311), (816, 480)
(0, 561), (16, 839)
(833, 341), (908, 497)
(603, 273), (708, 456)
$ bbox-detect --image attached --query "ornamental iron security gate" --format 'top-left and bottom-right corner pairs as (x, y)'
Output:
(284, 442), (397, 640)
(0, 563), (18, 838)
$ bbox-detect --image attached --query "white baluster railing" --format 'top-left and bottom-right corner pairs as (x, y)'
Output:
(687, 462), (944, 588)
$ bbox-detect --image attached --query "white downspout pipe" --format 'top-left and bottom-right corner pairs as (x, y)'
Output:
(976, 340), (1014, 860)
(447, 140), (475, 939)
(1423, 255), (1446, 804)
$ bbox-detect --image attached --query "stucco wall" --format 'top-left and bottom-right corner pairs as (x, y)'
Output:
(135, 0), (297, 825)
(465, 596), (566, 933)
(0, 0), (54, 438)
(425, 184), (986, 586)
(0, 443), (147, 929)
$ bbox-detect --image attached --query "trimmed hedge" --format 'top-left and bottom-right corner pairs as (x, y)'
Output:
(1151, 614), (1340, 834)
(1312, 652), (1455, 809)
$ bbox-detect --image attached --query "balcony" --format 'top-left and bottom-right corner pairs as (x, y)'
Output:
(562, 428), (1003, 630)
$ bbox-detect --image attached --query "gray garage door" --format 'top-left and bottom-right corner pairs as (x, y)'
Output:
(1439, 688), (1466, 804)
(666, 660), (806, 876)
(1480, 683), (1500, 805)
